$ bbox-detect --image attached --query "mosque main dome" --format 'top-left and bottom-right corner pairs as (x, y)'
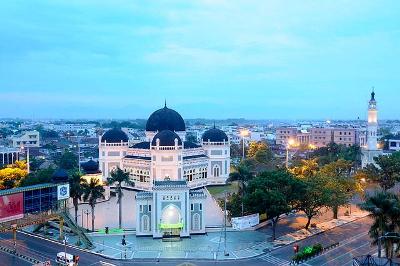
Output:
(146, 104), (186, 132)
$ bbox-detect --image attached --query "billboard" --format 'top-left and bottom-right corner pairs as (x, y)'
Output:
(231, 213), (260, 230)
(0, 193), (24, 223)
(57, 184), (70, 200)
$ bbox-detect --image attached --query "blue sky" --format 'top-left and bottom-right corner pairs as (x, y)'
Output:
(0, 0), (399, 120)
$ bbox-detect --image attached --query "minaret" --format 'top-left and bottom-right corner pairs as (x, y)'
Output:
(367, 89), (378, 150)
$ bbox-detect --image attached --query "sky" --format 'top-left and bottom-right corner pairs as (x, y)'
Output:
(0, 0), (399, 120)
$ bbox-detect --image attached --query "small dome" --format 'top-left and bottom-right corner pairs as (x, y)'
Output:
(146, 105), (185, 132)
(52, 168), (69, 183)
(151, 130), (182, 146)
(101, 128), (129, 143)
(81, 160), (100, 174)
(202, 128), (228, 142)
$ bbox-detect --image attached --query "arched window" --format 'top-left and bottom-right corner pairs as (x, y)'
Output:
(213, 165), (220, 177)
(142, 215), (150, 232)
(192, 213), (200, 231)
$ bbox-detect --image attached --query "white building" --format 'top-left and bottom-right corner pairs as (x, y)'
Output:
(362, 91), (383, 167)
(11, 130), (40, 148)
(388, 139), (400, 151)
(99, 104), (230, 238)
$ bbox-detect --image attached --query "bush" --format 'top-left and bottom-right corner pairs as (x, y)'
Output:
(292, 243), (323, 263)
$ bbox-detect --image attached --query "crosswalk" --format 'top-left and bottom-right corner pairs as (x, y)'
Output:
(259, 254), (292, 265)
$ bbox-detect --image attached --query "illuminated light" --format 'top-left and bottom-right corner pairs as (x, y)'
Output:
(288, 139), (295, 146)
(240, 129), (249, 137)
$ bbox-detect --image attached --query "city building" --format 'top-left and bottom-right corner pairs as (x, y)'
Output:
(0, 147), (20, 167)
(98, 104), (230, 238)
(11, 130), (40, 148)
(361, 91), (383, 167)
(388, 138), (400, 151)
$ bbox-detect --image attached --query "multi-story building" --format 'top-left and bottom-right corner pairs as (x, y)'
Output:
(11, 130), (40, 148)
(333, 128), (357, 147)
(388, 139), (400, 151)
(275, 127), (298, 145)
(309, 128), (333, 148)
(0, 147), (20, 167)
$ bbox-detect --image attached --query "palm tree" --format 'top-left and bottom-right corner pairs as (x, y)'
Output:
(228, 163), (252, 196)
(107, 167), (134, 229)
(359, 191), (400, 258)
(69, 171), (86, 224)
(82, 177), (105, 232)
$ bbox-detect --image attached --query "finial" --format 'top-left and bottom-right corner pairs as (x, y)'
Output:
(164, 99), (167, 108)
(213, 121), (216, 129)
(371, 86), (375, 101)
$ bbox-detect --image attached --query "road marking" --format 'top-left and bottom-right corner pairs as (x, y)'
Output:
(259, 254), (292, 265)
(99, 261), (117, 266)
(318, 242), (371, 266)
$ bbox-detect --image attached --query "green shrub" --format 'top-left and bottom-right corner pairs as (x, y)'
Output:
(292, 243), (323, 263)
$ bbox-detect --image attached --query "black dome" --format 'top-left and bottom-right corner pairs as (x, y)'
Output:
(151, 130), (182, 146)
(101, 128), (129, 143)
(81, 160), (100, 174)
(202, 128), (228, 142)
(146, 106), (185, 132)
(52, 169), (69, 183)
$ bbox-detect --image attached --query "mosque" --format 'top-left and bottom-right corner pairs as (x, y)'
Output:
(98, 104), (230, 238)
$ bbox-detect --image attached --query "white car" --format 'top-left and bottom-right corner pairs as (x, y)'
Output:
(56, 252), (75, 266)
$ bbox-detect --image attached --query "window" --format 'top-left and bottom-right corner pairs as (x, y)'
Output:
(213, 165), (220, 177)
(142, 215), (149, 232)
(148, 205), (151, 212)
(140, 205), (143, 212)
(191, 204), (194, 211)
(199, 203), (202, 211)
(192, 213), (200, 231)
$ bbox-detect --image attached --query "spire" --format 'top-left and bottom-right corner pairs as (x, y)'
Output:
(164, 99), (167, 108)
(371, 86), (375, 101)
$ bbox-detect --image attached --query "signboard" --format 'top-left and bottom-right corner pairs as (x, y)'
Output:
(0, 193), (24, 223)
(57, 184), (70, 200)
(231, 213), (259, 230)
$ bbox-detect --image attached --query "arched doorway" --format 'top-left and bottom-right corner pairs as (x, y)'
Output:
(160, 204), (183, 238)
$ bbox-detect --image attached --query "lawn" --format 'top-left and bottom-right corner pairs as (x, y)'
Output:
(207, 182), (239, 199)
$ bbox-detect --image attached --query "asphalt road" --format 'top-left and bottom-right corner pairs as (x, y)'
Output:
(0, 217), (375, 266)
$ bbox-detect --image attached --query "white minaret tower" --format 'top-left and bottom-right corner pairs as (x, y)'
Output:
(362, 88), (383, 168)
(367, 89), (378, 150)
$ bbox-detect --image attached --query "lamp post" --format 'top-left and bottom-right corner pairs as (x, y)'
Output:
(20, 145), (30, 174)
(240, 129), (249, 161)
(286, 139), (295, 169)
(84, 210), (91, 231)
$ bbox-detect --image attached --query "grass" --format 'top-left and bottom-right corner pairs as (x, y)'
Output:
(207, 182), (239, 198)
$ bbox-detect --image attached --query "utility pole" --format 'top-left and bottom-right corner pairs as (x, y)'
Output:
(224, 191), (229, 256)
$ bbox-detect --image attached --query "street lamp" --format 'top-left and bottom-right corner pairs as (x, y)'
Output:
(286, 139), (295, 168)
(84, 210), (91, 231)
(240, 129), (249, 161)
(20, 145), (30, 174)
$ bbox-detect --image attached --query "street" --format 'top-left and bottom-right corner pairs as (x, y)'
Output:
(0, 216), (378, 266)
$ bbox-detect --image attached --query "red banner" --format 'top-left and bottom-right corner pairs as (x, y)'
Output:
(0, 193), (24, 222)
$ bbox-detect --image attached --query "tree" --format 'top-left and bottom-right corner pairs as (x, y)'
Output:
(245, 171), (302, 240)
(19, 167), (54, 187)
(247, 141), (268, 158)
(290, 159), (319, 178)
(56, 151), (78, 170)
(319, 159), (359, 219)
(230, 143), (242, 158)
(366, 152), (400, 190)
(228, 163), (252, 197)
(295, 174), (331, 229)
(107, 167), (134, 229)
(186, 133), (198, 143)
(359, 191), (400, 258)
(0, 161), (28, 189)
(82, 178), (105, 231)
(69, 172), (86, 224)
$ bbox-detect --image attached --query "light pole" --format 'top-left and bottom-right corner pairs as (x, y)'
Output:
(223, 191), (229, 256)
(84, 210), (91, 231)
(20, 145), (30, 174)
(240, 129), (249, 161)
(285, 139), (295, 169)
